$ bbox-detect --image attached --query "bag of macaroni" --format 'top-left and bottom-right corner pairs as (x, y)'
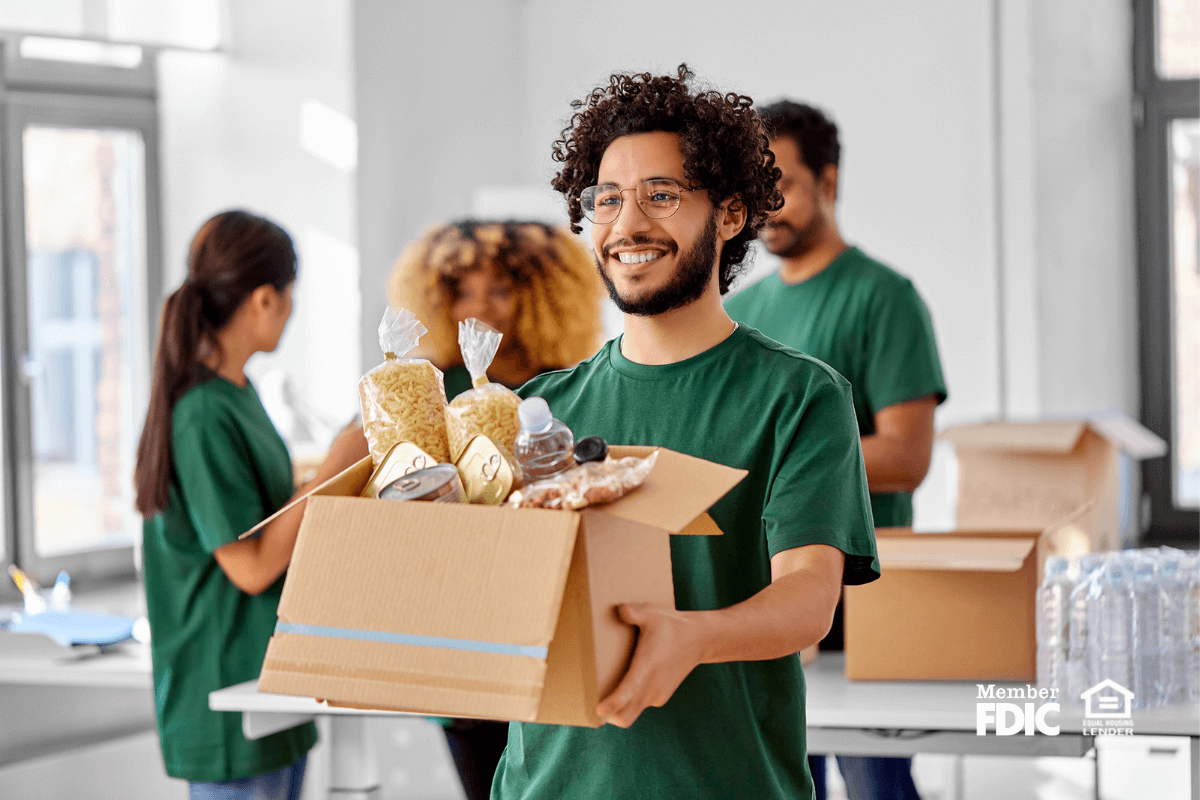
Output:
(444, 318), (522, 462)
(359, 306), (450, 465)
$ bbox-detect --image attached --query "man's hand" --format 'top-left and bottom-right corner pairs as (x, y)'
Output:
(594, 603), (708, 729)
(594, 544), (843, 729)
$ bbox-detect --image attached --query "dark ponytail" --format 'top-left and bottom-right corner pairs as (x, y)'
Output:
(135, 210), (296, 516)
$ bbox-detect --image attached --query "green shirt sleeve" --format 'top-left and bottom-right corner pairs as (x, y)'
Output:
(172, 407), (269, 553)
(863, 280), (947, 413)
(761, 380), (880, 585)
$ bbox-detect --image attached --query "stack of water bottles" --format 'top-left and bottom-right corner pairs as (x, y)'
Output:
(1036, 547), (1200, 709)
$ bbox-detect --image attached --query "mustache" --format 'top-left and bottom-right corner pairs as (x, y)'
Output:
(600, 236), (677, 261)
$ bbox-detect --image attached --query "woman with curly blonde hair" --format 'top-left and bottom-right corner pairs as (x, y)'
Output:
(389, 220), (605, 399)
(387, 219), (603, 800)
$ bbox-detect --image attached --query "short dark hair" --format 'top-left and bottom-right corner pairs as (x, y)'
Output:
(758, 100), (841, 177)
(551, 64), (783, 294)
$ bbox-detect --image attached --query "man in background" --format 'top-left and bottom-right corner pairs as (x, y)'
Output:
(726, 100), (947, 800)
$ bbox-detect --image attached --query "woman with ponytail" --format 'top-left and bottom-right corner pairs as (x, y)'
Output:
(135, 210), (367, 799)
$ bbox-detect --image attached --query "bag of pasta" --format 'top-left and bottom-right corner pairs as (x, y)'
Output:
(444, 318), (522, 461)
(359, 307), (451, 465)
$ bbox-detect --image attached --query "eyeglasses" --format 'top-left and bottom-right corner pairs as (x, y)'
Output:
(580, 179), (700, 224)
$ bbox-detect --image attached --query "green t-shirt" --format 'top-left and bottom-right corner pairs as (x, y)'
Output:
(725, 246), (947, 528)
(442, 363), (473, 401)
(492, 325), (878, 800)
(141, 374), (317, 782)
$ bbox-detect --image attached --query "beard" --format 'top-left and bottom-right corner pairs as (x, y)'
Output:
(763, 193), (826, 259)
(595, 208), (719, 317)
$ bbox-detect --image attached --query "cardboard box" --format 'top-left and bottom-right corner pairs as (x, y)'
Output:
(940, 414), (1166, 551)
(844, 526), (1056, 681)
(840, 413), (1165, 682)
(250, 446), (746, 727)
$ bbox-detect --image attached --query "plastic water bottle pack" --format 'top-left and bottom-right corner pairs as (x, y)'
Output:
(1037, 546), (1199, 710)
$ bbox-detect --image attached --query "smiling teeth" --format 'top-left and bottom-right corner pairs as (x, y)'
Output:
(618, 252), (662, 264)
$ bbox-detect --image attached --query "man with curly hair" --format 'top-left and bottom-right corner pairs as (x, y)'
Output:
(493, 65), (880, 800)
(726, 102), (947, 800)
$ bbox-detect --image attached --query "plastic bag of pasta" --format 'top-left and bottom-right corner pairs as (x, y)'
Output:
(359, 307), (451, 465)
(507, 451), (658, 510)
(444, 318), (522, 461)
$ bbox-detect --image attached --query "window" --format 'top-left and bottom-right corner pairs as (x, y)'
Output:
(1, 38), (162, 589)
(1135, 0), (1200, 541)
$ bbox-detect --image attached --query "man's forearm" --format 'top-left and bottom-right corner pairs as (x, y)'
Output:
(860, 432), (927, 493)
(693, 566), (839, 664)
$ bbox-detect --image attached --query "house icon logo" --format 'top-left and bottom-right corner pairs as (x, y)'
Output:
(1080, 679), (1135, 719)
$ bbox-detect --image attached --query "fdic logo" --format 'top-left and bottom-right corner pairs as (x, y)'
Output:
(976, 684), (1060, 736)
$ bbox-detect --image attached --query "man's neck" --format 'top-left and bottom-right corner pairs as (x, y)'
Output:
(778, 229), (849, 285)
(619, 287), (736, 366)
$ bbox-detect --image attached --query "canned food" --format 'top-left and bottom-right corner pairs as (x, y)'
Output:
(361, 441), (437, 498)
(379, 464), (465, 503)
(455, 434), (519, 505)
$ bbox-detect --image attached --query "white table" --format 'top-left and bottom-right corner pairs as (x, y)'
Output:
(209, 679), (415, 799)
(805, 654), (1200, 799)
(212, 654), (1200, 800)
(0, 635), (156, 767)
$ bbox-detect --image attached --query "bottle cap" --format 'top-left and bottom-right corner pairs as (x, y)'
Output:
(518, 397), (553, 434)
(574, 436), (608, 464)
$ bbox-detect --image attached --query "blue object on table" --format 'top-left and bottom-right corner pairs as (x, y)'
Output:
(9, 610), (137, 647)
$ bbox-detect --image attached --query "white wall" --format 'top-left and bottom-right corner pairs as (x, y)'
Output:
(353, 0), (1138, 429)
(157, 0), (361, 449)
(354, 0), (523, 371)
(513, 0), (999, 428)
(1029, 0), (1138, 418)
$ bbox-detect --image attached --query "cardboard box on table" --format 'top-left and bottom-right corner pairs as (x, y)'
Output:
(246, 446), (745, 727)
(844, 414), (1165, 682)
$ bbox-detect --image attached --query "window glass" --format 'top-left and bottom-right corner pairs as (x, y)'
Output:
(1171, 119), (1200, 508)
(23, 126), (149, 555)
(1158, 0), (1200, 78)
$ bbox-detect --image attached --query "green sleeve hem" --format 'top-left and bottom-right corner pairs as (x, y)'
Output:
(869, 383), (948, 413)
(766, 529), (881, 586)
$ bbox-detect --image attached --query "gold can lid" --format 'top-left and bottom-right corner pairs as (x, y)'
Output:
(455, 434), (516, 505)
(361, 440), (437, 498)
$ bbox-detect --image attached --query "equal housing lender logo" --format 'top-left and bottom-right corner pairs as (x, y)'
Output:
(975, 680), (1136, 736)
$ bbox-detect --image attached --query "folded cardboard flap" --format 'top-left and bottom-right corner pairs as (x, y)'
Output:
(874, 533), (1039, 572)
(941, 421), (1085, 454)
(240, 456), (375, 539)
(602, 446), (746, 534)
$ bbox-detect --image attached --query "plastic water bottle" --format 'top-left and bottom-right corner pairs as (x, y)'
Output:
(1092, 554), (1135, 691)
(1067, 553), (1107, 706)
(1037, 556), (1072, 694)
(1185, 554), (1200, 703)
(1158, 554), (1188, 706)
(1131, 553), (1163, 708)
(514, 397), (575, 481)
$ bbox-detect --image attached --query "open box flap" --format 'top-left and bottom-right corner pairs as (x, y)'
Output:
(240, 456), (374, 539)
(940, 421), (1086, 454)
(1086, 413), (1168, 459)
(873, 527), (1043, 572)
(601, 446), (746, 534)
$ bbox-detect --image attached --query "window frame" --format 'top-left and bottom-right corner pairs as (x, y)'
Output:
(0, 38), (162, 593)
(1134, 0), (1200, 543)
